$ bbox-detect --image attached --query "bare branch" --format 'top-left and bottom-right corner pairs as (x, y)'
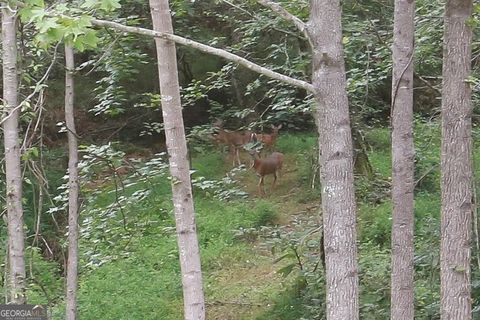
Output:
(221, 0), (255, 18)
(220, 0), (302, 39)
(255, 0), (311, 43)
(89, 18), (314, 93)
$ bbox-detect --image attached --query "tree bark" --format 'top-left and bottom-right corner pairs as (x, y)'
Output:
(65, 45), (80, 320)
(440, 0), (473, 319)
(307, 1), (359, 319)
(2, 2), (27, 304)
(390, 0), (415, 319)
(149, 1), (206, 319)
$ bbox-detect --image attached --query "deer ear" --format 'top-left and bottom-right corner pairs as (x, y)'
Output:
(277, 124), (282, 129)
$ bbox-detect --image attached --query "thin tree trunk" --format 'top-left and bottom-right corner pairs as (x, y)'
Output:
(2, 2), (27, 304)
(440, 0), (473, 319)
(390, 0), (415, 319)
(65, 45), (80, 320)
(149, 1), (206, 319)
(3, 218), (9, 304)
(307, 1), (359, 319)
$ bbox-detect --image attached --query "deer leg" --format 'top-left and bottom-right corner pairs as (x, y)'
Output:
(235, 147), (241, 166)
(271, 171), (277, 190)
(229, 145), (236, 166)
(258, 176), (265, 196)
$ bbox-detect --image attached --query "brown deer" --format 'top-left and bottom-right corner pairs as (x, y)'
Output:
(254, 124), (282, 151)
(249, 149), (284, 195)
(212, 120), (253, 166)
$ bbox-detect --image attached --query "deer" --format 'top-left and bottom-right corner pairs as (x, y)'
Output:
(212, 119), (253, 166)
(249, 148), (284, 196)
(254, 124), (282, 152)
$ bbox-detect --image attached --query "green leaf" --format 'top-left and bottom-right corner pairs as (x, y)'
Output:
(81, 30), (99, 48)
(474, 3), (480, 14)
(55, 3), (69, 14)
(81, 0), (121, 11)
(100, 0), (121, 11)
(21, 147), (39, 161)
(74, 41), (85, 52)
(20, 7), (46, 23)
(466, 17), (477, 28)
(25, 0), (44, 6)
(32, 147), (39, 158)
(77, 15), (93, 28)
(46, 27), (65, 42)
(277, 263), (296, 278)
(81, 0), (98, 9)
(38, 17), (59, 33)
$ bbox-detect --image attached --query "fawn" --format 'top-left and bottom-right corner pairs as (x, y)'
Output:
(212, 120), (253, 166)
(249, 149), (284, 195)
(254, 124), (282, 151)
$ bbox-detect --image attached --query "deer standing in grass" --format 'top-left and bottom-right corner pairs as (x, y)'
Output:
(212, 120), (253, 166)
(254, 124), (282, 152)
(249, 148), (284, 196)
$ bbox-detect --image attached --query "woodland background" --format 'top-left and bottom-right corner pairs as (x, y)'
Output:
(1, 0), (479, 319)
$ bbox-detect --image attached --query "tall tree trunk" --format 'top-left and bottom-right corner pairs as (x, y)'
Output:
(65, 45), (80, 320)
(307, 1), (359, 319)
(149, 1), (206, 319)
(440, 0), (473, 319)
(390, 0), (415, 319)
(2, 2), (26, 304)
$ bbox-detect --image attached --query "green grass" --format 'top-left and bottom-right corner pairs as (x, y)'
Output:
(275, 133), (320, 191)
(77, 235), (183, 320)
(365, 127), (391, 178)
(191, 151), (227, 178)
(255, 289), (306, 320)
(275, 132), (317, 154)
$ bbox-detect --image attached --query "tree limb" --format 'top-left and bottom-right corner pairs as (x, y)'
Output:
(221, 0), (303, 39)
(255, 0), (311, 44)
(90, 18), (315, 93)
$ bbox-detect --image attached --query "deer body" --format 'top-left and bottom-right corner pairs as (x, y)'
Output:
(250, 151), (284, 195)
(255, 124), (282, 151)
(212, 120), (253, 166)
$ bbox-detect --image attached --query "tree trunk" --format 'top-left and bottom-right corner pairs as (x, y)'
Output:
(307, 1), (359, 319)
(149, 1), (206, 319)
(65, 45), (80, 320)
(440, 0), (473, 319)
(2, 2), (27, 304)
(390, 0), (415, 319)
